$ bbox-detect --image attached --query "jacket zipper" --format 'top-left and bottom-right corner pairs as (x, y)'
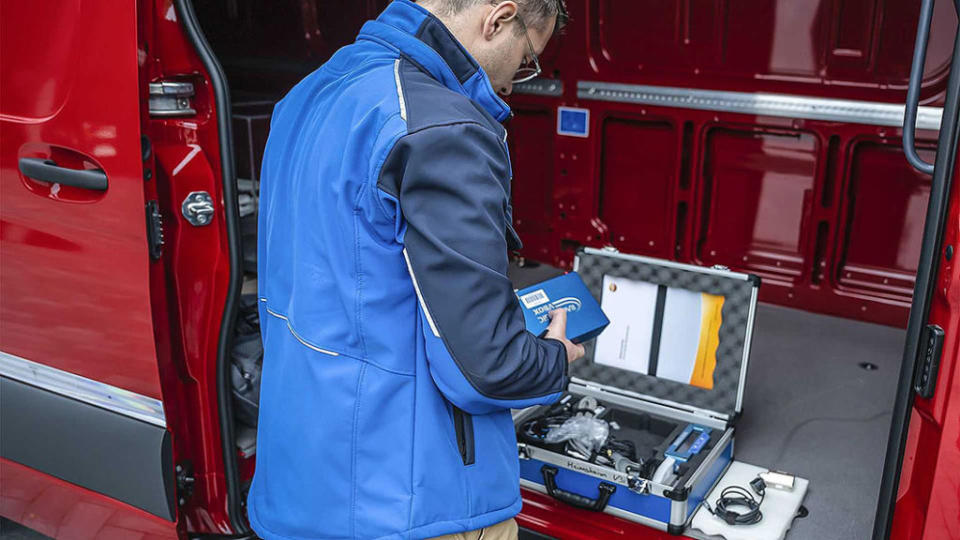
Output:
(452, 406), (475, 465)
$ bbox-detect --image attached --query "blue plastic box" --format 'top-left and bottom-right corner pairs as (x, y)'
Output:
(515, 272), (610, 343)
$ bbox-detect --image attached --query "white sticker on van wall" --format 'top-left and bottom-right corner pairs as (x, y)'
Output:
(557, 107), (590, 138)
(520, 289), (551, 308)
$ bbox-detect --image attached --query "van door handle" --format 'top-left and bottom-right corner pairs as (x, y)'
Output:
(19, 158), (108, 191)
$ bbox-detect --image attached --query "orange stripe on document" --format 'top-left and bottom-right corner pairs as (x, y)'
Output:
(689, 293), (724, 389)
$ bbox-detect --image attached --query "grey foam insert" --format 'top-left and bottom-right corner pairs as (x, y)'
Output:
(573, 250), (757, 418)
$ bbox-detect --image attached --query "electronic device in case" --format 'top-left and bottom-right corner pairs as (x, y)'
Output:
(514, 247), (760, 535)
(665, 425), (712, 462)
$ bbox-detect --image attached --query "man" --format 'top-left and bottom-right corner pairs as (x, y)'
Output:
(251, 1), (582, 538)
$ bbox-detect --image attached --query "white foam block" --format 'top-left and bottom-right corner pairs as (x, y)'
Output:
(690, 461), (809, 540)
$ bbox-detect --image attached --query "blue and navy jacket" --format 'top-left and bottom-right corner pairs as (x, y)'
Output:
(249, 1), (569, 538)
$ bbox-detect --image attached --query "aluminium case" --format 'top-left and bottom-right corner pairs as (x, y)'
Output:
(516, 247), (760, 534)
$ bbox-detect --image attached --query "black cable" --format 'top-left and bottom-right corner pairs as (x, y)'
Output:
(703, 481), (765, 526)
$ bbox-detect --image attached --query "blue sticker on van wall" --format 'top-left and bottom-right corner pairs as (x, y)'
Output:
(557, 107), (590, 137)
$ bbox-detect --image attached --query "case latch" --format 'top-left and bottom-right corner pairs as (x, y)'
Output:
(517, 443), (531, 460)
(627, 474), (650, 494)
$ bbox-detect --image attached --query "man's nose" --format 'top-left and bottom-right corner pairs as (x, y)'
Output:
(499, 84), (513, 96)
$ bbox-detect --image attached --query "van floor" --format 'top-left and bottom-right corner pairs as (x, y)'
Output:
(507, 261), (905, 540)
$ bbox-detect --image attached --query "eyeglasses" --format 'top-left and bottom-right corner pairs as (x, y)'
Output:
(512, 13), (541, 84)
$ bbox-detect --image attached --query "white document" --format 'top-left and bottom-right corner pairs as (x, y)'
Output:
(594, 275), (658, 374)
(657, 287), (703, 384)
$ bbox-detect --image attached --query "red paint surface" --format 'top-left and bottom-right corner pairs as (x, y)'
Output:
(581, 0), (954, 104)
(599, 117), (677, 260)
(0, 1), (161, 397)
(518, 488), (676, 540)
(0, 459), (179, 539)
(3, 1), (959, 538)
(138, 0), (239, 533)
(697, 126), (819, 283)
(507, 0), (957, 327)
(890, 156), (960, 540)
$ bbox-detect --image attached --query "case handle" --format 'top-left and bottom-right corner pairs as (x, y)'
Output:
(541, 465), (617, 512)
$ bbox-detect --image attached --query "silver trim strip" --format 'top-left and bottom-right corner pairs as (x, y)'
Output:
(571, 376), (730, 424)
(578, 81), (944, 131)
(520, 479), (670, 531)
(0, 351), (166, 427)
(569, 381), (728, 430)
(513, 78), (564, 97)
(736, 286), (760, 413)
(394, 59), (407, 121)
(581, 247), (754, 282)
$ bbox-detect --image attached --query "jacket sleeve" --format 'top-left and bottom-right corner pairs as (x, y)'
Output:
(382, 121), (569, 415)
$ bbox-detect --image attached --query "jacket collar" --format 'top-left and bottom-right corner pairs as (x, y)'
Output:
(357, 0), (512, 122)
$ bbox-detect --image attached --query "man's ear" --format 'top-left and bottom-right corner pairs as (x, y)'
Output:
(482, 1), (519, 41)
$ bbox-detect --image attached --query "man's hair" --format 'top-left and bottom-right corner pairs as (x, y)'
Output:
(428, 0), (569, 33)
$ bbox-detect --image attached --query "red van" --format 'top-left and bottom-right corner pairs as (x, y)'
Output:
(1, 1), (958, 539)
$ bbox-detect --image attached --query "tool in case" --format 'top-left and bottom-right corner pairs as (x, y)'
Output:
(514, 247), (760, 534)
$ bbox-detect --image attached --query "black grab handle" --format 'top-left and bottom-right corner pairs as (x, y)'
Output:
(902, 0), (938, 175)
(541, 465), (616, 512)
(19, 158), (108, 191)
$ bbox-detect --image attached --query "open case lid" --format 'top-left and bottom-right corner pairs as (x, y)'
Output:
(572, 247), (760, 425)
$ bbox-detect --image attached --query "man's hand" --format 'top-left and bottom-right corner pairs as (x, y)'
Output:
(545, 309), (586, 364)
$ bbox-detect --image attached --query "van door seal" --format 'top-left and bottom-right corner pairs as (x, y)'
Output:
(173, 0), (247, 534)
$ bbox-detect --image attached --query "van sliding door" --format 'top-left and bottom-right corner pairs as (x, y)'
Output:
(877, 0), (960, 537)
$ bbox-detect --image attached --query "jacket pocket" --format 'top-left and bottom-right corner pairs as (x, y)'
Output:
(451, 405), (475, 465)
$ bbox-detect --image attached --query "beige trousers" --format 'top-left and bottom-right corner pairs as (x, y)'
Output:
(426, 518), (518, 540)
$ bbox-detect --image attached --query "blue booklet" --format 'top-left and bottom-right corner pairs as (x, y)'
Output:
(515, 272), (610, 344)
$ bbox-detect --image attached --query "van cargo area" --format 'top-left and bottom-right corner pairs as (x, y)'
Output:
(187, 1), (953, 538)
